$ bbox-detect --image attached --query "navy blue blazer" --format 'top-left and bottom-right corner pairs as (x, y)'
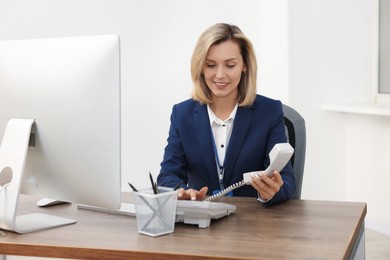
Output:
(157, 95), (295, 205)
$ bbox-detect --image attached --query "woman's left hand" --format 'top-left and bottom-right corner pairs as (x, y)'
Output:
(250, 170), (283, 201)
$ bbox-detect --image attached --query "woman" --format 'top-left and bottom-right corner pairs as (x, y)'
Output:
(157, 23), (295, 206)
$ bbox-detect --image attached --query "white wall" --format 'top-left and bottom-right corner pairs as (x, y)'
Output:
(0, 0), (288, 189)
(289, 0), (390, 236)
(289, 0), (374, 200)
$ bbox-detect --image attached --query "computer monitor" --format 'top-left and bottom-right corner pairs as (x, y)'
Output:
(0, 34), (121, 233)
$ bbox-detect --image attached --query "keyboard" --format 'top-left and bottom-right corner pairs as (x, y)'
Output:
(78, 202), (136, 216)
(78, 200), (236, 228)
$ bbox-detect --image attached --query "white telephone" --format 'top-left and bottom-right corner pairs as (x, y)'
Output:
(204, 143), (294, 202)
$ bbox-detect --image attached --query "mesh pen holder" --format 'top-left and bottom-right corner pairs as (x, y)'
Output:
(134, 187), (177, 237)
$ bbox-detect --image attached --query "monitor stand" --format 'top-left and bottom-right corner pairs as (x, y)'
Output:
(0, 118), (76, 234)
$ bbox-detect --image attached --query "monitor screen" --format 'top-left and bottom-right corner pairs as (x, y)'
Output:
(0, 35), (121, 211)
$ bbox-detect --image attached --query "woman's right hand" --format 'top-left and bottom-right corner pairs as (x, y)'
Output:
(177, 187), (208, 201)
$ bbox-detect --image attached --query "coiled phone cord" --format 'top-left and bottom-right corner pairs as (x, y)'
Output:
(203, 180), (245, 202)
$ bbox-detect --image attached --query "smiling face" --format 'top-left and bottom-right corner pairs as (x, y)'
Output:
(203, 40), (247, 103)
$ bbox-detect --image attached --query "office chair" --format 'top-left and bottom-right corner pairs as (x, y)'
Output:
(282, 104), (306, 199)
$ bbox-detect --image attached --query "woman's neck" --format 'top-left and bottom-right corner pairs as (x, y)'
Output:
(210, 98), (237, 121)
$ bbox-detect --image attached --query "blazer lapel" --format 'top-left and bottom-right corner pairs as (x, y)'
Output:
(223, 105), (255, 183)
(193, 104), (219, 186)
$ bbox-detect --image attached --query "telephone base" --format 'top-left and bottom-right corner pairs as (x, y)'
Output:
(175, 200), (236, 228)
(175, 216), (211, 228)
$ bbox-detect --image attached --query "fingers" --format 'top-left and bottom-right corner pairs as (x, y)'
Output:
(251, 171), (283, 201)
(177, 187), (208, 201)
(188, 189), (198, 200)
(197, 186), (208, 200)
(177, 188), (187, 199)
(177, 188), (195, 200)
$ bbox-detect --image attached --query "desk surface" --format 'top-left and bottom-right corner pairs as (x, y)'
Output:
(0, 195), (366, 260)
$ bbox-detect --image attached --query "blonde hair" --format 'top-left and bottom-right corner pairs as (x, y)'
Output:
(191, 23), (258, 106)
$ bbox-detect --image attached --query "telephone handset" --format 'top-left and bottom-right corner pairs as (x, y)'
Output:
(204, 143), (294, 202)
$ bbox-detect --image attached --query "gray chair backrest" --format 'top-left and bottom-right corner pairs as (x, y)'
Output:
(282, 104), (306, 199)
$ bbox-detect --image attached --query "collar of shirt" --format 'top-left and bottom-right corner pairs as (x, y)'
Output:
(207, 104), (238, 126)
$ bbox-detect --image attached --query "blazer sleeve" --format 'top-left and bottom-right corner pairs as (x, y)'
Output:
(157, 104), (189, 190)
(262, 100), (296, 206)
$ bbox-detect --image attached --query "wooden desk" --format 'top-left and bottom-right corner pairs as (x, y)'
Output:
(0, 195), (366, 260)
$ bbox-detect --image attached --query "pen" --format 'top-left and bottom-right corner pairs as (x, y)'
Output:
(127, 182), (138, 192)
(149, 172), (158, 194)
(173, 180), (183, 191)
